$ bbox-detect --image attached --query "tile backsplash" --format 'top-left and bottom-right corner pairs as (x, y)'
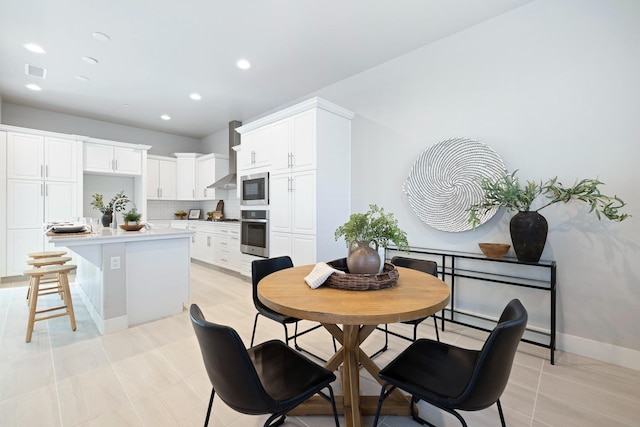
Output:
(147, 191), (240, 220)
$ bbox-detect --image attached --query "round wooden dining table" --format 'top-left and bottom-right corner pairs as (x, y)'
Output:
(258, 264), (450, 427)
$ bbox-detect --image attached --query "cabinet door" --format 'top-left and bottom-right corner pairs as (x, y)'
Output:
(239, 127), (271, 171)
(147, 159), (160, 199)
(84, 143), (114, 173)
(45, 137), (78, 182)
(271, 119), (291, 173)
(291, 170), (316, 235)
(291, 233), (317, 266)
(158, 159), (177, 199)
(176, 157), (196, 200)
(45, 181), (77, 223)
(269, 231), (293, 260)
(196, 156), (221, 200)
(7, 180), (43, 228)
(7, 133), (44, 180)
(227, 230), (241, 271)
(114, 147), (142, 175)
(269, 174), (292, 233)
(7, 229), (44, 276)
(291, 110), (316, 172)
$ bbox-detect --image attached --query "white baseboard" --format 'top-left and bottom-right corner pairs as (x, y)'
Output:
(75, 281), (128, 335)
(558, 333), (640, 371)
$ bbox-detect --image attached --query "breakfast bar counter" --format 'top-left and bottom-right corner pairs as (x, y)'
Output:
(49, 227), (195, 334)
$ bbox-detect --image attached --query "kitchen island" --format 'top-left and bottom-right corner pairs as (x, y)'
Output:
(49, 226), (194, 334)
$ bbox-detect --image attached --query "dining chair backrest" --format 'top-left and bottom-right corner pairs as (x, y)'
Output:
(455, 299), (528, 410)
(190, 304), (274, 414)
(251, 256), (294, 311)
(390, 256), (437, 277)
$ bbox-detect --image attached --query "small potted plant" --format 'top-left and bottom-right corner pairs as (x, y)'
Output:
(468, 170), (629, 262)
(91, 191), (130, 227)
(123, 208), (142, 226)
(175, 210), (187, 220)
(335, 204), (409, 274)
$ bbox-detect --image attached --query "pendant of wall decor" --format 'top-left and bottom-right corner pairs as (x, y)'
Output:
(403, 137), (506, 232)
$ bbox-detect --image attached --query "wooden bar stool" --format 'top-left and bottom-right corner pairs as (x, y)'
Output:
(23, 264), (77, 342)
(25, 255), (72, 303)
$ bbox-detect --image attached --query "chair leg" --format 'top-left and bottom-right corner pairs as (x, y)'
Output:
(250, 313), (261, 347)
(204, 388), (215, 427)
(316, 385), (340, 427)
(264, 413), (286, 427)
(432, 315), (440, 341)
(496, 399), (506, 427)
(370, 324), (389, 359)
(373, 383), (395, 427)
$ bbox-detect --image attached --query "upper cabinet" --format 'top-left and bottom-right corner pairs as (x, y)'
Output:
(271, 110), (316, 175)
(84, 142), (145, 176)
(175, 153), (199, 200)
(237, 126), (271, 173)
(7, 133), (78, 182)
(147, 155), (177, 200)
(196, 153), (229, 200)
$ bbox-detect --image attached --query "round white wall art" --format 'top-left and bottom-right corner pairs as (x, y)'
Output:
(403, 137), (506, 232)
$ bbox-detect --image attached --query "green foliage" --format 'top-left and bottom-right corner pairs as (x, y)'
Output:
(90, 191), (130, 214)
(335, 204), (410, 251)
(468, 171), (630, 228)
(123, 208), (142, 223)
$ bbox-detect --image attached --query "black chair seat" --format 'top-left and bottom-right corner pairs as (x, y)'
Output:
(249, 339), (335, 406)
(379, 339), (478, 406)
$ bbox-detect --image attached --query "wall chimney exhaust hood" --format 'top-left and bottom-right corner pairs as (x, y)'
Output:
(208, 120), (241, 189)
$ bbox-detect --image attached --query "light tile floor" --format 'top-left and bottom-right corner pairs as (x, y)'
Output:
(1, 262), (639, 426)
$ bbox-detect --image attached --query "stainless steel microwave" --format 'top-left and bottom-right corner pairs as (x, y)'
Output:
(240, 172), (269, 205)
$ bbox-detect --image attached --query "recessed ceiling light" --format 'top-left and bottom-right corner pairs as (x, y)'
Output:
(190, 93), (202, 101)
(124, 104), (131, 108)
(24, 43), (46, 54)
(92, 32), (111, 42)
(82, 56), (98, 64)
(236, 59), (251, 70)
(26, 83), (42, 91)
(161, 114), (171, 120)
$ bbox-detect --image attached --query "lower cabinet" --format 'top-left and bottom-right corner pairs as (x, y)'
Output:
(188, 222), (240, 272)
(270, 231), (316, 267)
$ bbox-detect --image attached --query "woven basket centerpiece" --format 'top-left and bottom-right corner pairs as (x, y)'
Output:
(325, 258), (399, 291)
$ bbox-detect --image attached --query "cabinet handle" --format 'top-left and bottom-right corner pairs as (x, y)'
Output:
(207, 236), (211, 246)
(41, 183), (44, 197)
(45, 165), (49, 178)
(192, 189), (195, 198)
(251, 150), (256, 164)
(192, 236), (195, 243)
(41, 165), (44, 178)
(45, 184), (48, 197)
(160, 188), (162, 198)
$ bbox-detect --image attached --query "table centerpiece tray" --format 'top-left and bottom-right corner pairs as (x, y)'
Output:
(326, 258), (398, 290)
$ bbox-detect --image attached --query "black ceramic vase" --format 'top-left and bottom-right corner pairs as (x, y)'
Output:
(101, 211), (113, 227)
(509, 211), (548, 263)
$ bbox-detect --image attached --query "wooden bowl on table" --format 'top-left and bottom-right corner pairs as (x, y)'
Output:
(478, 243), (510, 259)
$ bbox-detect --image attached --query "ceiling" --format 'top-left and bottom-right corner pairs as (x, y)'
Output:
(0, 0), (532, 139)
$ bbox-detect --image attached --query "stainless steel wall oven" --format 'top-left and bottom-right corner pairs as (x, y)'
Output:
(240, 210), (269, 258)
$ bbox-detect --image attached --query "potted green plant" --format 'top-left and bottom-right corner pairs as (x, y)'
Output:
(91, 191), (130, 226)
(123, 208), (142, 225)
(335, 204), (409, 274)
(468, 171), (629, 262)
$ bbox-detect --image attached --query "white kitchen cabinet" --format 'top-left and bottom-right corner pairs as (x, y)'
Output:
(237, 126), (271, 173)
(175, 153), (199, 200)
(7, 133), (78, 182)
(84, 143), (143, 175)
(196, 153), (228, 200)
(237, 97), (354, 265)
(270, 231), (316, 267)
(211, 224), (240, 272)
(188, 223), (214, 263)
(271, 110), (316, 175)
(270, 170), (316, 235)
(147, 156), (177, 200)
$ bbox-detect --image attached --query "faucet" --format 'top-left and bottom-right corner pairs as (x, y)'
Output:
(110, 196), (129, 229)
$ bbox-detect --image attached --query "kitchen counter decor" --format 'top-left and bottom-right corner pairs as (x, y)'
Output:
(120, 224), (145, 231)
(325, 258), (399, 290)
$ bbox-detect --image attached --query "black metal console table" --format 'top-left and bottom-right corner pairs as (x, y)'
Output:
(386, 247), (557, 364)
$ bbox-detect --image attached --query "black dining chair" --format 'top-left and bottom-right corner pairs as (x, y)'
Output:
(373, 299), (528, 427)
(190, 304), (340, 427)
(251, 256), (336, 361)
(371, 256), (440, 358)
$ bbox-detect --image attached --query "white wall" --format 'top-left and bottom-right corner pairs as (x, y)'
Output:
(315, 0), (640, 368)
(1, 103), (203, 156)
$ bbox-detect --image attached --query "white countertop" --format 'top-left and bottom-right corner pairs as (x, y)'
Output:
(48, 226), (195, 247)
